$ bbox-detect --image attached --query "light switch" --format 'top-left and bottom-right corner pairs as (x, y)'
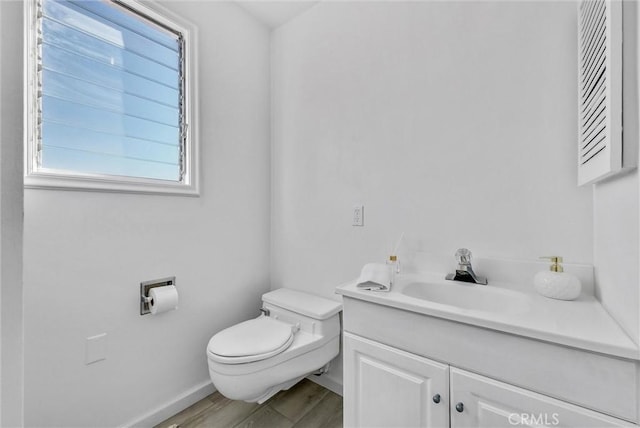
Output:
(353, 205), (364, 226)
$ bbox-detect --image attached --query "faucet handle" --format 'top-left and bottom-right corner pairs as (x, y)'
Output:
(455, 248), (472, 265)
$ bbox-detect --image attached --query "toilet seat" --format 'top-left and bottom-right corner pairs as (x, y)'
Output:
(207, 317), (295, 364)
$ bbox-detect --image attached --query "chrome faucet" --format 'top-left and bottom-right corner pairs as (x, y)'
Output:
(445, 248), (488, 285)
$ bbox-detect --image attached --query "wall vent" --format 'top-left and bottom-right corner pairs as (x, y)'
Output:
(577, 0), (623, 185)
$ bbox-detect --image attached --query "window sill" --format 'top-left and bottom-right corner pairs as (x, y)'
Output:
(24, 172), (200, 196)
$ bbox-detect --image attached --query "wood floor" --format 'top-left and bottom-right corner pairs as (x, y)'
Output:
(155, 379), (343, 428)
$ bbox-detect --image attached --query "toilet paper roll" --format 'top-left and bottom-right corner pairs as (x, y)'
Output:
(149, 285), (179, 315)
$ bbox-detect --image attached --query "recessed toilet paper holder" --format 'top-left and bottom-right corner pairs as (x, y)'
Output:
(140, 277), (176, 315)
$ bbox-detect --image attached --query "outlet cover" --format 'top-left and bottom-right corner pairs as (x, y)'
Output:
(86, 333), (107, 365)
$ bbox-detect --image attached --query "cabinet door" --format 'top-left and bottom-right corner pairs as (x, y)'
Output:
(450, 368), (634, 427)
(344, 332), (449, 428)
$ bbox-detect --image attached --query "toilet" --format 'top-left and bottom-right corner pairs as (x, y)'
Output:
(206, 288), (342, 403)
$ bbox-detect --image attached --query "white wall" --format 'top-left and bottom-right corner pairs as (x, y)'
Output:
(593, 0), (640, 344)
(272, 0), (593, 300)
(272, 1), (594, 386)
(0, 1), (24, 426)
(22, 2), (271, 427)
(594, 172), (639, 342)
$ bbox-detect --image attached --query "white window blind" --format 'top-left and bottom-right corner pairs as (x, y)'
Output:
(35, 0), (186, 183)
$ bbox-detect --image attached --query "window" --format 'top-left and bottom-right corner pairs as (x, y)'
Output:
(25, 0), (199, 195)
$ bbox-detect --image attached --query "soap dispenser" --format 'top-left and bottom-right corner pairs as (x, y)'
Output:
(533, 256), (581, 300)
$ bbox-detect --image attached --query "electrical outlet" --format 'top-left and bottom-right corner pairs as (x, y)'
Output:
(353, 205), (364, 226)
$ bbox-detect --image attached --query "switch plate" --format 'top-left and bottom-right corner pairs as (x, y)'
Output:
(353, 205), (364, 226)
(86, 333), (107, 365)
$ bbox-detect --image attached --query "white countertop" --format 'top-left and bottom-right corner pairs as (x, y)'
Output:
(336, 272), (639, 360)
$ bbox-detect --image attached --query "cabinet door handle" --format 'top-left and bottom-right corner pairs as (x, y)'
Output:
(432, 394), (441, 404)
(455, 402), (464, 413)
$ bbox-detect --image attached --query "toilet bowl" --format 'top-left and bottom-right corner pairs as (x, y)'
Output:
(206, 288), (342, 403)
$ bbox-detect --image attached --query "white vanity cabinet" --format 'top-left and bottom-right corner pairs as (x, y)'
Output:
(450, 368), (633, 428)
(344, 332), (635, 428)
(338, 286), (640, 428)
(344, 333), (450, 427)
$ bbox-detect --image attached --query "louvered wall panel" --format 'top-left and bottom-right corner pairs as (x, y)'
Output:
(577, 0), (622, 186)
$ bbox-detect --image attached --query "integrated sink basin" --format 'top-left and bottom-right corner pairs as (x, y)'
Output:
(401, 280), (531, 314)
(336, 264), (640, 360)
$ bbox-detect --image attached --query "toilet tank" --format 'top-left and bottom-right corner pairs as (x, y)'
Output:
(262, 288), (342, 338)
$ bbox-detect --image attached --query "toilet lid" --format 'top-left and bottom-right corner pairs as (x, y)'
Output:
(207, 317), (295, 364)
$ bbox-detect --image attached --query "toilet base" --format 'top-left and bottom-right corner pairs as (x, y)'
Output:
(255, 375), (306, 404)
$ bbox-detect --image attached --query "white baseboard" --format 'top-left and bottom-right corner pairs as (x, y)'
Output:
(307, 373), (343, 397)
(121, 380), (215, 428)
